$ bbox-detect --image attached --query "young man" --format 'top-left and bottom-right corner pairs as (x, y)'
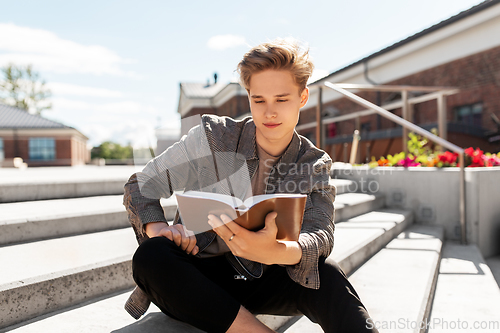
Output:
(124, 39), (378, 333)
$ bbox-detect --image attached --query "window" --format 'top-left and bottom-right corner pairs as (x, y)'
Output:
(454, 103), (483, 127)
(361, 122), (372, 133)
(327, 123), (337, 138)
(29, 138), (56, 161)
(0, 138), (4, 161)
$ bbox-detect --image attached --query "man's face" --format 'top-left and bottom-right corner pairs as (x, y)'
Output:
(248, 69), (309, 154)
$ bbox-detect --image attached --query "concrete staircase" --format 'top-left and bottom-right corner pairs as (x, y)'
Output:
(1, 166), (499, 332)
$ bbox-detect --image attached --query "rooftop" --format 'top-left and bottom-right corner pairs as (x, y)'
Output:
(0, 103), (70, 129)
(180, 82), (228, 98)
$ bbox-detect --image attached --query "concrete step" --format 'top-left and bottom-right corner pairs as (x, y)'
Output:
(428, 243), (500, 333)
(0, 166), (351, 203)
(284, 225), (444, 333)
(0, 196), (177, 246)
(347, 225), (444, 333)
(0, 228), (138, 329)
(332, 208), (414, 275)
(0, 289), (294, 333)
(0, 190), (376, 247)
(1, 208), (414, 332)
(333, 192), (385, 224)
(330, 178), (354, 195)
(0, 166), (137, 203)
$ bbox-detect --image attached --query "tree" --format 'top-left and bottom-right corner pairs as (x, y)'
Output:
(0, 64), (52, 115)
(91, 141), (133, 160)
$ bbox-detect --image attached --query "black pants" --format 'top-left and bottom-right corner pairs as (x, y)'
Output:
(132, 237), (378, 333)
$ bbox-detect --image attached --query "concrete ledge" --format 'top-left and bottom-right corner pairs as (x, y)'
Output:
(334, 193), (385, 223)
(0, 257), (135, 329)
(0, 181), (127, 203)
(330, 178), (355, 195)
(0, 196), (177, 246)
(0, 166), (138, 203)
(0, 190), (379, 247)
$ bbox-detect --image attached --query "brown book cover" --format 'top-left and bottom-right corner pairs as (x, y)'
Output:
(175, 191), (307, 241)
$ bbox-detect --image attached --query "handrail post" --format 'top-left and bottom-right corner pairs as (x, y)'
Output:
(437, 93), (447, 140)
(459, 152), (467, 244)
(316, 86), (323, 149)
(350, 130), (360, 164)
(402, 90), (409, 156)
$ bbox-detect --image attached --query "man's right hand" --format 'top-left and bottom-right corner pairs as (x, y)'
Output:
(145, 222), (199, 255)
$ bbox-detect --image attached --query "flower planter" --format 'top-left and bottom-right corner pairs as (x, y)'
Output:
(332, 163), (500, 258)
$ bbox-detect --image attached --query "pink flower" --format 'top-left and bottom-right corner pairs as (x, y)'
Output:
(397, 156), (421, 167)
(482, 154), (500, 167)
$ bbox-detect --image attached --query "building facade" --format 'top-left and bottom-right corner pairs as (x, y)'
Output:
(177, 81), (250, 136)
(177, 0), (500, 162)
(0, 104), (89, 167)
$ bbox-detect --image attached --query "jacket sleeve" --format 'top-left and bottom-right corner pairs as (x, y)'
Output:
(285, 154), (336, 289)
(123, 122), (211, 238)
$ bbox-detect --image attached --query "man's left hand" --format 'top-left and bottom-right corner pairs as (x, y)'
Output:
(207, 212), (302, 265)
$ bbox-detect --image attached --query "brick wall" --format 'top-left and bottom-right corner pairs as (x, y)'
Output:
(217, 96), (250, 119)
(184, 107), (216, 119)
(0, 133), (88, 167)
(183, 96), (250, 120)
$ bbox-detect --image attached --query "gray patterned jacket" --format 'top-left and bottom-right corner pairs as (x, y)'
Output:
(123, 114), (336, 319)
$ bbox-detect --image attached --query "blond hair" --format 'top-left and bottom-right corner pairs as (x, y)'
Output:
(237, 38), (314, 94)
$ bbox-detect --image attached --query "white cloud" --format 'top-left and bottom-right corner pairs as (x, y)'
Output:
(52, 98), (159, 115)
(207, 34), (246, 50)
(48, 82), (124, 98)
(81, 120), (157, 149)
(45, 98), (170, 148)
(0, 23), (136, 76)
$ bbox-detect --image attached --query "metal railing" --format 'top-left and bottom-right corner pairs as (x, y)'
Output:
(323, 82), (467, 245)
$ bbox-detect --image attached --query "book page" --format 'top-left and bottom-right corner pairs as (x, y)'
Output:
(179, 190), (244, 208)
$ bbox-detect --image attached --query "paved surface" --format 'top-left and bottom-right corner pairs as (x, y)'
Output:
(486, 254), (500, 288)
(428, 243), (500, 333)
(346, 225), (443, 333)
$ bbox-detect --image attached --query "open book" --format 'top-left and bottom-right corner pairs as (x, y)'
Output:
(175, 191), (307, 241)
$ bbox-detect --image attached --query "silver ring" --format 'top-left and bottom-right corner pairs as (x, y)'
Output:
(229, 234), (235, 241)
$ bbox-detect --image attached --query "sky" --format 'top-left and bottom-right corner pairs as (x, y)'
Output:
(0, 0), (486, 149)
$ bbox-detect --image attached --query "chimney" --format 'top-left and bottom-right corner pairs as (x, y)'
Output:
(214, 73), (218, 84)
